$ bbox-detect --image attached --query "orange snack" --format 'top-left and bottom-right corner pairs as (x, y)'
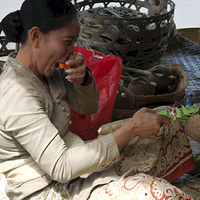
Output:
(59, 63), (70, 70)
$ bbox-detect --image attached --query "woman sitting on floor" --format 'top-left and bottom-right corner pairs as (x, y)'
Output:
(0, 0), (196, 199)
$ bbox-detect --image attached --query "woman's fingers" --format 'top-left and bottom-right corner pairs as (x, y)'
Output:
(65, 53), (86, 84)
(128, 107), (171, 139)
(161, 116), (171, 125)
(145, 108), (157, 114)
(66, 72), (85, 84)
(66, 52), (85, 68)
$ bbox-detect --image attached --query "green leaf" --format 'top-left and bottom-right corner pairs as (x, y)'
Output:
(179, 104), (199, 116)
(158, 110), (169, 118)
(158, 105), (199, 122)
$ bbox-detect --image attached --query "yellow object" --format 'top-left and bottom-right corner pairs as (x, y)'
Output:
(178, 28), (200, 43)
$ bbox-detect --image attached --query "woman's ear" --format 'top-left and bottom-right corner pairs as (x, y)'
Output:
(29, 26), (42, 48)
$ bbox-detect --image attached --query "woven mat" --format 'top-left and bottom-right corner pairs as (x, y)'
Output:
(159, 32), (200, 99)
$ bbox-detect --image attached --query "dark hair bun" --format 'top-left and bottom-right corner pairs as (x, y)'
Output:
(1, 10), (24, 43)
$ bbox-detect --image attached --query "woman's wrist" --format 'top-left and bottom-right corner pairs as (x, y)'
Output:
(81, 67), (93, 86)
(112, 122), (136, 150)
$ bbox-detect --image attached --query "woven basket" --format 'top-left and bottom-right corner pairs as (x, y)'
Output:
(0, 27), (15, 57)
(134, 63), (189, 107)
(112, 92), (187, 120)
(112, 63), (188, 120)
(74, 0), (175, 69)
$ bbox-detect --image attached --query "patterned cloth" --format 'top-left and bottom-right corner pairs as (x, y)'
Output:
(89, 173), (194, 200)
(38, 120), (196, 199)
(113, 121), (195, 182)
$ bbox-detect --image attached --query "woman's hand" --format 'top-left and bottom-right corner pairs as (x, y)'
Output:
(65, 52), (87, 85)
(128, 107), (171, 138)
(113, 107), (171, 149)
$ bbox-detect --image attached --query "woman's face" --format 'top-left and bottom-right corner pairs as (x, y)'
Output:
(35, 16), (80, 78)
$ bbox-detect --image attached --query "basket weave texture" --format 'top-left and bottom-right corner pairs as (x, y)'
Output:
(0, 27), (15, 57)
(134, 63), (189, 107)
(74, 0), (175, 69)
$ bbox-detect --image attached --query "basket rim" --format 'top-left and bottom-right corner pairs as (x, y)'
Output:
(78, 10), (174, 21)
(75, 0), (175, 20)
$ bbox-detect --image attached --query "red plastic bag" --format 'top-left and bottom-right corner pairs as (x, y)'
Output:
(69, 46), (122, 141)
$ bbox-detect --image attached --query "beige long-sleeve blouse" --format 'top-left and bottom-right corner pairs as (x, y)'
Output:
(0, 53), (119, 200)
